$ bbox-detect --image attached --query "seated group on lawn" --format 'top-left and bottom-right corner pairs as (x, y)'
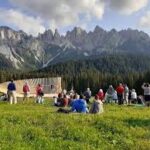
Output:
(0, 80), (150, 113)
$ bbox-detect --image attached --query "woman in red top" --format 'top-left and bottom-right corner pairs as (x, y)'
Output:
(116, 83), (124, 105)
(36, 84), (44, 104)
(23, 82), (30, 102)
(97, 89), (104, 101)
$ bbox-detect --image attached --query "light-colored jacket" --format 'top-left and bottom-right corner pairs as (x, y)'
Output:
(90, 100), (104, 114)
(142, 85), (150, 95)
(131, 92), (137, 99)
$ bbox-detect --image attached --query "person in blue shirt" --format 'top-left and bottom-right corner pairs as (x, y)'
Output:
(71, 95), (89, 113)
(7, 80), (17, 104)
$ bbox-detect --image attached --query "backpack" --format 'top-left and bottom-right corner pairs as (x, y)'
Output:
(23, 85), (29, 93)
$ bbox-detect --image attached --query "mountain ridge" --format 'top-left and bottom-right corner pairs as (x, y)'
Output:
(0, 25), (150, 70)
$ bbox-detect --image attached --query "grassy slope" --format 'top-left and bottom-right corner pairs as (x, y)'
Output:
(0, 99), (149, 150)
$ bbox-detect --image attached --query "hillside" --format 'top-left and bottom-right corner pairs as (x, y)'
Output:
(41, 53), (150, 74)
(0, 99), (149, 150)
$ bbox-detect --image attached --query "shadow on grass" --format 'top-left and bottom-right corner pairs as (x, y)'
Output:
(125, 118), (150, 128)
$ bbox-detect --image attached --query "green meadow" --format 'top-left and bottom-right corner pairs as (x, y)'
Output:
(0, 99), (149, 150)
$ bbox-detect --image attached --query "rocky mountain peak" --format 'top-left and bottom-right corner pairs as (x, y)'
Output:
(0, 26), (24, 41)
(38, 29), (53, 42)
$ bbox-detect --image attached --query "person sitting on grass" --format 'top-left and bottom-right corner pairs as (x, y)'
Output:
(0, 93), (8, 101)
(69, 94), (80, 107)
(130, 89), (137, 104)
(97, 89), (105, 101)
(62, 95), (69, 107)
(71, 95), (89, 113)
(105, 85), (115, 103)
(89, 95), (104, 114)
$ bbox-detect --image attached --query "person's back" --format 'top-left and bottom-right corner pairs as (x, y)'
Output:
(97, 89), (104, 101)
(131, 91), (137, 99)
(8, 82), (16, 91)
(71, 95), (87, 113)
(63, 95), (68, 107)
(116, 85), (124, 94)
(116, 83), (124, 105)
(23, 83), (30, 102)
(90, 95), (103, 114)
(7, 80), (17, 104)
(36, 84), (43, 96)
(23, 84), (30, 93)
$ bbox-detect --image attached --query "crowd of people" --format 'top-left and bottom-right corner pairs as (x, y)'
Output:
(0, 80), (45, 104)
(0, 80), (150, 114)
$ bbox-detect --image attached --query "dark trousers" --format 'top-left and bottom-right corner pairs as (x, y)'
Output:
(118, 94), (123, 105)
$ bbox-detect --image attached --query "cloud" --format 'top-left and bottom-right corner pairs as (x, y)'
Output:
(139, 11), (150, 28)
(109, 0), (148, 15)
(9, 0), (105, 30)
(0, 8), (45, 36)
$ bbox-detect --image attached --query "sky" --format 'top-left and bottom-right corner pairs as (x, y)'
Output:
(0, 0), (150, 36)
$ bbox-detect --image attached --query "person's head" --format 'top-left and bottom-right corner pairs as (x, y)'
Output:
(124, 84), (127, 87)
(145, 83), (149, 87)
(10, 79), (14, 83)
(87, 88), (90, 91)
(119, 83), (122, 86)
(99, 89), (103, 92)
(109, 85), (113, 89)
(38, 84), (41, 87)
(25, 81), (28, 85)
(58, 93), (62, 98)
(132, 89), (135, 92)
(80, 95), (84, 99)
(95, 95), (99, 100)
(64, 95), (67, 98)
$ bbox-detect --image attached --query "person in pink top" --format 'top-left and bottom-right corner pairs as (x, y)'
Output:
(23, 82), (30, 102)
(36, 84), (44, 104)
(97, 89), (104, 101)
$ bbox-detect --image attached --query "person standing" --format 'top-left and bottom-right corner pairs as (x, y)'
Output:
(23, 82), (30, 102)
(124, 84), (129, 105)
(36, 84), (44, 104)
(84, 88), (92, 103)
(116, 83), (124, 105)
(105, 85), (115, 103)
(142, 83), (150, 107)
(7, 80), (17, 104)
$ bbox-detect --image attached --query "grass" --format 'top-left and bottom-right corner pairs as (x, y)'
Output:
(0, 98), (149, 150)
